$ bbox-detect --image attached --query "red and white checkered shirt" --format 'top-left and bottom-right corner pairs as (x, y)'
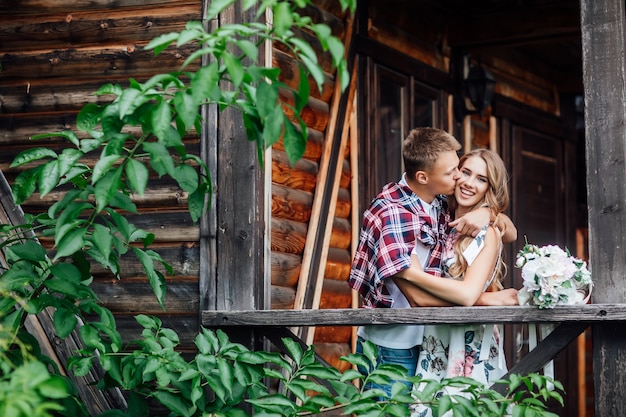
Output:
(348, 181), (451, 308)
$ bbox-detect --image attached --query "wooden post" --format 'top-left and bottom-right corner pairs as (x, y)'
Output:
(200, 1), (267, 349)
(580, 1), (626, 415)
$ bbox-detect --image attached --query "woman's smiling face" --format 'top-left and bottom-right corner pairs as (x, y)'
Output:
(454, 155), (490, 210)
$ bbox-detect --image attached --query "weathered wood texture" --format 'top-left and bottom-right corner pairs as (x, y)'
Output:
(0, 1), (204, 351)
(0, 171), (127, 415)
(580, 0), (626, 416)
(203, 305), (626, 327)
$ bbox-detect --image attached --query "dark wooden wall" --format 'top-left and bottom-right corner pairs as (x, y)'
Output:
(0, 0), (204, 350)
(0, 0), (357, 368)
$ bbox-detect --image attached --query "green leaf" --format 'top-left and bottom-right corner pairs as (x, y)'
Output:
(295, 65), (311, 113)
(92, 154), (121, 184)
(53, 307), (79, 338)
(101, 103), (124, 135)
(300, 54), (325, 92)
(109, 190), (138, 213)
(187, 183), (209, 223)
(11, 166), (42, 204)
(262, 106), (285, 148)
(236, 39), (258, 61)
(57, 148), (84, 177)
(282, 337), (303, 365)
(31, 130), (81, 147)
(143, 141), (176, 177)
(94, 168), (123, 212)
(125, 159), (149, 196)
(282, 119), (306, 164)
(256, 81), (278, 120)
(91, 223), (113, 263)
(173, 90), (198, 132)
(68, 356), (93, 377)
(55, 202), (91, 243)
(191, 62), (222, 104)
(53, 227), (86, 261)
(145, 32), (179, 55)
(153, 390), (192, 417)
(272, 2), (293, 37)
(96, 83), (123, 96)
(7, 240), (47, 262)
(326, 35), (345, 68)
(77, 103), (103, 131)
(39, 160), (62, 197)
(172, 164), (198, 193)
(50, 262), (82, 284)
(10, 147), (58, 168)
(132, 247), (166, 307)
(205, 0), (237, 19)
(223, 52), (244, 88)
(150, 100), (173, 142)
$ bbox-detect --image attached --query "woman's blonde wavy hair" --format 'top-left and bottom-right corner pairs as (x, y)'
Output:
(448, 149), (510, 289)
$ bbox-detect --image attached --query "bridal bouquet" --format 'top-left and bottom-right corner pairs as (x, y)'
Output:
(515, 243), (592, 309)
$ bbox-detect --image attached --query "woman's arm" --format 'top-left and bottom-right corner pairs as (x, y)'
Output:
(393, 277), (455, 307)
(396, 226), (501, 306)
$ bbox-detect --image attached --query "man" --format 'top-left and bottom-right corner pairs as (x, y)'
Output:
(348, 127), (517, 396)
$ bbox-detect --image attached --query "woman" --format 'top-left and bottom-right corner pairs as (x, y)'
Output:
(398, 149), (512, 413)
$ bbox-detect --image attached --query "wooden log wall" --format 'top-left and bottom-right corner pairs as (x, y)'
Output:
(1, 0), (356, 370)
(0, 1), (204, 350)
(271, 1), (354, 370)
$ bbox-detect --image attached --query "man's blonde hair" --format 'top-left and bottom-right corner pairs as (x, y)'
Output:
(403, 127), (462, 177)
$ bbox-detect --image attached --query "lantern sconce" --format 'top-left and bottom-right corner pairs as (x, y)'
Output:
(453, 57), (496, 123)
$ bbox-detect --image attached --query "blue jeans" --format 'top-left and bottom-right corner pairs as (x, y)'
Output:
(355, 336), (420, 399)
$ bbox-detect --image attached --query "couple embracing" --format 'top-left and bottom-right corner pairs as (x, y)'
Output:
(348, 127), (518, 413)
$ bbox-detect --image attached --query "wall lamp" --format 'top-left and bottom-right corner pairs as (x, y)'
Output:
(453, 59), (496, 122)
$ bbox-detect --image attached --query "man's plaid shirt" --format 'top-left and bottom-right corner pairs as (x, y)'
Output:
(348, 182), (452, 308)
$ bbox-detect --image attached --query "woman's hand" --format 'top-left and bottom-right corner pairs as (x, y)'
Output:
(476, 288), (519, 306)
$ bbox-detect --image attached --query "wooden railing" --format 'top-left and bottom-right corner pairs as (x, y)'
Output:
(202, 304), (625, 393)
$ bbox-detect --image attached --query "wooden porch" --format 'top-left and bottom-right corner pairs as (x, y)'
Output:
(201, 304), (622, 396)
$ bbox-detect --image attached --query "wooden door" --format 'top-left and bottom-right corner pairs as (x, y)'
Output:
(506, 124), (579, 416)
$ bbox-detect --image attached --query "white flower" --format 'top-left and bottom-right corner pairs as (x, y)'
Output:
(515, 242), (593, 309)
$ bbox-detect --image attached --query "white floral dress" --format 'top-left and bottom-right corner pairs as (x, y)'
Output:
(411, 227), (507, 417)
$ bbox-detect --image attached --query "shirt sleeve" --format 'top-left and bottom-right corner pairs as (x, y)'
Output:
(374, 205), (417, 280)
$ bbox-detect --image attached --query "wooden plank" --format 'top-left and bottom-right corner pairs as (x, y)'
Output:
(0, 45), (197, 82)
(0, 0), (198, 16)
(581, 1), (626, 415)
(493, 322), (589, 394)
(293, 23), (356, 345)
(202, 304), (626, 327)
(0, 6), (199, 53)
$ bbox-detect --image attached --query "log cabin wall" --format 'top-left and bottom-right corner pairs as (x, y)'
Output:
(0, 0), (356, 368)
(0, 1), (204, 349)
(271, 0), (355, 371)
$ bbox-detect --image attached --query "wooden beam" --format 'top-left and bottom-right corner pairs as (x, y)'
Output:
(293, 13), (356, 345)
(202, 304), (626, 327)
(445, 2), (581, 49)
(493, 322), (589, 394)
(581, 0), (626, 415)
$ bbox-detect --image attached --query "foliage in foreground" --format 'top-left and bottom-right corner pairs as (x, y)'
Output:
(1, 319), (565, 417)
(0, 0), (564, 415)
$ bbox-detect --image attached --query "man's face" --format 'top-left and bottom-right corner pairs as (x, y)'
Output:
(426, 150), (461, 197)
